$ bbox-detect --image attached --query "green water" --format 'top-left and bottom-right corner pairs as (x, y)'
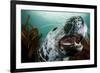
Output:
(21, 10), (90, 40)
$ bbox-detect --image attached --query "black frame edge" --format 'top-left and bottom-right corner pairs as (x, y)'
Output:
(94, 6), (97, 67)
(10, 1), (16, 73)
(15, 0), (97, 9)
(15, 64), (96, 72)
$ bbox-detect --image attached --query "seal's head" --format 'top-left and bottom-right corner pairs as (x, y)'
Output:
(59, 16), (87, 57)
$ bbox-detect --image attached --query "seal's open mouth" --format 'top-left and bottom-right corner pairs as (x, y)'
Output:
(59, 34), (83, 56)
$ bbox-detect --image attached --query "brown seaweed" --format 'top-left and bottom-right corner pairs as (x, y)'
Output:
(21, 15), (41, 62)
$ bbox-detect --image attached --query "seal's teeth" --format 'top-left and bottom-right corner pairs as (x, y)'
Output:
(74, 42), (77, 45)
(79, 42), (81, 45)
(74, 42), (82, 47)
(74, 42), (79, 46)
(61, 46), (64, 49)
(62, 43), (72, 45)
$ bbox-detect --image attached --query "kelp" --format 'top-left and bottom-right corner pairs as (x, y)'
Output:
(21, 15), (42, 62)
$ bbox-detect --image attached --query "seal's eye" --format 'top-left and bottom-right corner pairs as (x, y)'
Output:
(53, 27), (57, 31)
